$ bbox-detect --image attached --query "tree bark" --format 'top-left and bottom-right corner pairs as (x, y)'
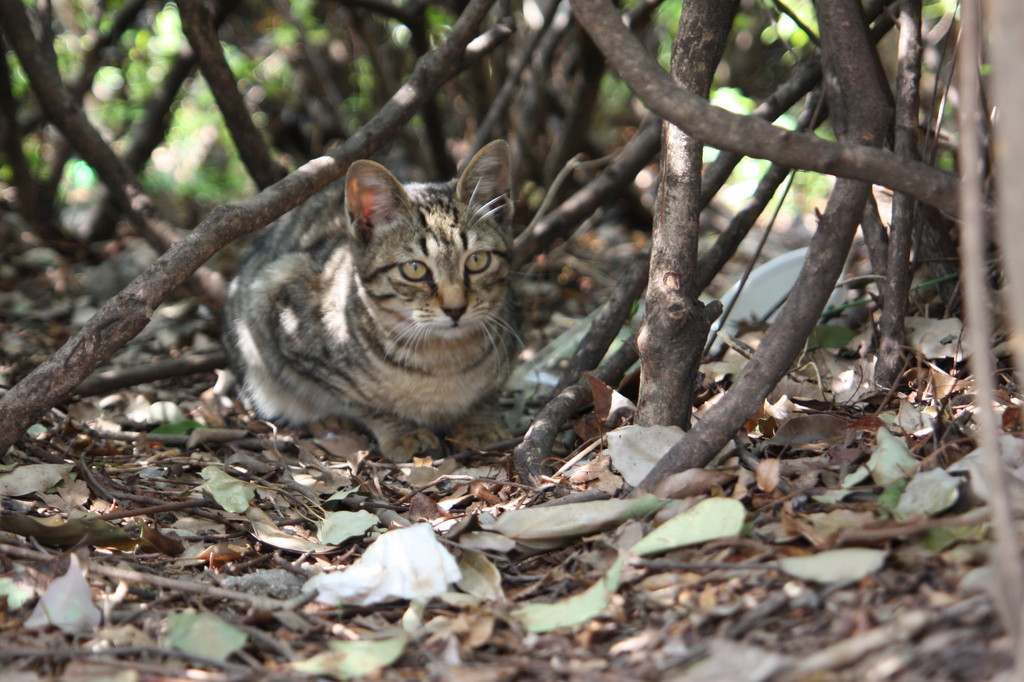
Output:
(875, 0), (923, 388)
(982, 0), (1024, 665)
(635, 0), (737, 429)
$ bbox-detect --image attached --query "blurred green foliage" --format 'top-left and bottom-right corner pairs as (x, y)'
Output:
(1, 0), (960, 244)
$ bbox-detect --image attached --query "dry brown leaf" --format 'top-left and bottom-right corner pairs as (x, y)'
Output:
(756, 458), (780, 493)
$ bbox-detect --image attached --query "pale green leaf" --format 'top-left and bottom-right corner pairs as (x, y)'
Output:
(779, 548), (887, 584)
(166, 611), (248, 662)
(0, 577), (35, 609)
(317, 510), (379, 545)
(630, 497), (745, 557)
(200, 466), (255, 513)
(892, 468), (960, 522)
(513, 556), (624, 633)
(290, 635), (407, 680)
(866, 428), (917, 485)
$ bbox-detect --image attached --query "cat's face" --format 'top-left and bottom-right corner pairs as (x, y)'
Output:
(344, 141), (514, 342)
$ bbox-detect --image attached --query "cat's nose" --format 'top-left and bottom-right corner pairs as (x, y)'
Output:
(443, 306), (466, 322)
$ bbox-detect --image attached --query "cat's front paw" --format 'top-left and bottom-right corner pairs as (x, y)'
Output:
(380, 428), (442, 461)
(449, 420), (510, 450)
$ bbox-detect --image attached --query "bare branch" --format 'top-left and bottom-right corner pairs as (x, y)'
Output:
(569, 0), (960, 216)
(970, 0), (1024, 665)
(74, 353), (227, 398)
(697, 90), (825, 291)
(638, 0), (892, 486)
(512, 117), (660, 268)
(179, 0), (287, 189)
(513, 341), (639, 486)
(556, 251), (649, 392)
(635, 0), (737, 429)
(875, 0), (923, 388)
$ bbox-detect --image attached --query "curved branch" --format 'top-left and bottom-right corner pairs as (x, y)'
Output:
(569, 0), (960, 217)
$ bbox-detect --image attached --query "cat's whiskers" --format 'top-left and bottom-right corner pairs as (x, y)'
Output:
(478, 309), (522, 356)
(466, 195), (506, 232)
(387, 319), (432, 355)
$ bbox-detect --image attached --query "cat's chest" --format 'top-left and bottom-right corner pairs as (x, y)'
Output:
(382, 360), (498, 424)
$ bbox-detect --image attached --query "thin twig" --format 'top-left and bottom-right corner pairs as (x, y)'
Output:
(74, 352), (227, 397)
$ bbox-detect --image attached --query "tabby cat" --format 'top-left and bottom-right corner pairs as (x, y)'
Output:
(223, 140), (520, 460)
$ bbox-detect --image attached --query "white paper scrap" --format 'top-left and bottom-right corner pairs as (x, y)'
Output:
(304, 523), (462, 606)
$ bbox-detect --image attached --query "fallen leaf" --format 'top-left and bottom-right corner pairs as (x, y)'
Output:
(457, 550), (505, 602)
(481, 494), (663, 542)
(0, 512), (136, 549)
(290, 635), (407, 680)
(769, 414), (846, 447)
(799, 509), (876, 543)
(0, 463), (72, 497)
(36, 476), (89, 514)
(675, 637), (789, 682)
(605, 425), (684, 486)
(457, 531), (517, 554)
(630, 497), (745, 557)
(25, 554), (102, 634)
(317, 510), (380, 545)
(905, 316), (968, 360)
(779, 548), (887, 584)
(0, 576), (36, 609)
(892, 468), (960, 521)
(651, 468), (735, 500)
(866, 428), (918, 485)
(246, 506), (333, 553)
(756, 458), (780, 493)
(513, 556), (624, 633)
(200, 466), (255, 513)
(148, 401), (186, 424)
(138, 522), (186, 555)
(585, 373), (636, 425)
(166, 611), (248, 662)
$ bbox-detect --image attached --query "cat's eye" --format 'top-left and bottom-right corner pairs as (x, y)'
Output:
(465, 251), (491, 274)
(399, 260), (429, 281)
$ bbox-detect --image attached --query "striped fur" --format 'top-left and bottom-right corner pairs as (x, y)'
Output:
(223, 141), (520, 460)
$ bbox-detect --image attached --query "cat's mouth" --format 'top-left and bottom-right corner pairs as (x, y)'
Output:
(429, 316), (480, 336)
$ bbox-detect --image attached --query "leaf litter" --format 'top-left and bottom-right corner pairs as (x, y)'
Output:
(0, 235), (1018, 680)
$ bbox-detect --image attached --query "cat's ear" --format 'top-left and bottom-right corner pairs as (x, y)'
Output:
(456, 140), (512, 220)
(345, 160), (411, 242)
